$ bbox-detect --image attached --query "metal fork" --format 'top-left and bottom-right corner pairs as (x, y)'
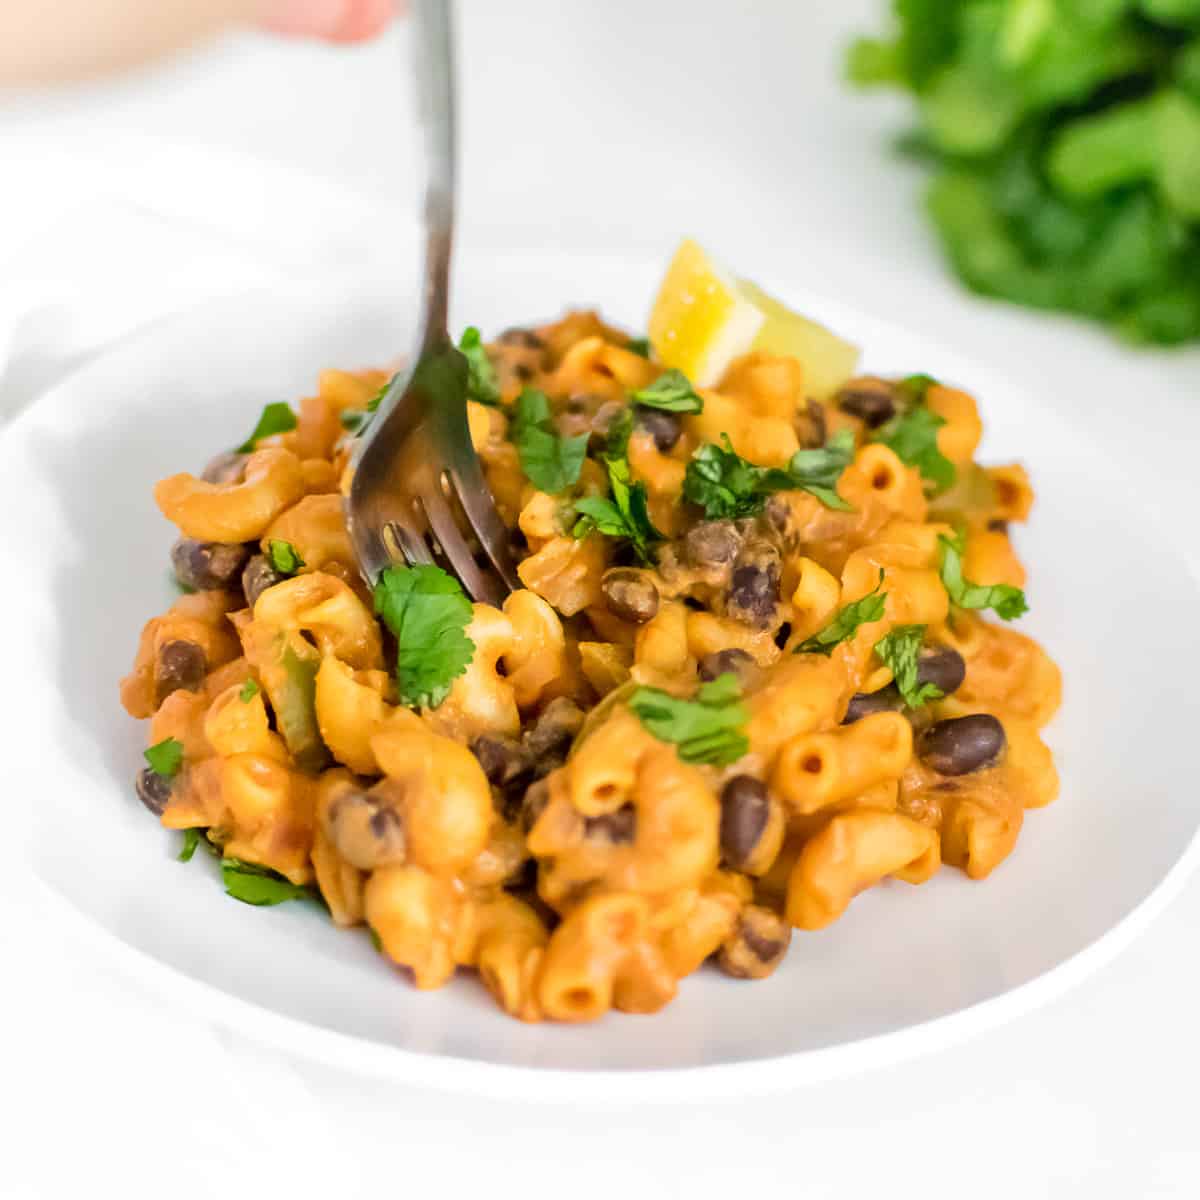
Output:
(346, 0), (519, 606)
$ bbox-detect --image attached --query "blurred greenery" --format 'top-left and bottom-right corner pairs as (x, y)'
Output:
(848, 0), (1200, 343)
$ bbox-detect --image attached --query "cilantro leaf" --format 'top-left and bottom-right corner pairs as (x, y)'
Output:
(938, 532), (1028, 620)
(632, 369), (704, 414)
(627, 336), (652, 358)
(178, 828), (202, 862)
(604, 406), (634, 459)
(874, 624), (943, 708)
(266, 539), (305, 576)
(684, 432), (856, 519)
(573, 454), (665, 564)
(627, 673), (749, 766)
(373, 564), (476, 708)
(510, 389), (590, 494)
(683, 435), (773, 519)
(896, 374), (938, 405)
(221, 858), (314, 907)
(458, 327), (501, 407)
(769, 428), (857, 511)
(794, 571), (888, 655)
(236, 402), (297, 454)
(144, 737), (184, 778)
(238, 678), (260, 703)
(340, 410), (368, 433)
(875, 405), (956, 495)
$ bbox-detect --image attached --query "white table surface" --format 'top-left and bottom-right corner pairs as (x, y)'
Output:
(3, 3), (1200, 1196)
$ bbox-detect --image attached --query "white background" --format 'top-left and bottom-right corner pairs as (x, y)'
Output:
(3, 2), (1200, 1196)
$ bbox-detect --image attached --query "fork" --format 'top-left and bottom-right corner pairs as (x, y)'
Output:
(346, 0), (520, 607)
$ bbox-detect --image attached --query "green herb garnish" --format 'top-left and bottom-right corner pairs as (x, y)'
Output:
(178, 828), (202, 863)
(631, 369), (704, 414)
(144, 737), (184, 778)
(627, 336), (652, 358)
(873, 624), (943, 708)
(266, 539), (305, 576)
(875, 405), (956, 495)
(683, 431), (855, 519)
(627, 673), (749, 766)
(373, 563), (475, 709)
(221, 858), (314, 907)
(794, 571), (888, 655)
(238, 678), (260, 703)
(235, 402), (297, 454)
(459, 326), (501, 407)
(510, 388), (590, 494)
(938, 531), (1028, 620)
(573, 454), (665, 564)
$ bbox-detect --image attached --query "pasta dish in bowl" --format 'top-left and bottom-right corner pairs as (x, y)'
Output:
(119, 243), (1061, 1025)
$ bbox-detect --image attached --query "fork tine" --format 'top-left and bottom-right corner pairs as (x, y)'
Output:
(446, 459), (521, 592)
(418, 478), (507, 608)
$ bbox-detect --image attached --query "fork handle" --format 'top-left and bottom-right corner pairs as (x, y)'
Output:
(412, 0), (456, 346)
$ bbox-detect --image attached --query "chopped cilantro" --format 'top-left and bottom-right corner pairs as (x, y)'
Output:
(873, 624), (943, 708)
(938, 532), (1028, 620)
(604, 406), (634, 459)
(238, 678), (260, 703)
(373, 563), (476, 708)
(340, 410), (368, 433)
(627, 336), (652, 358)
(221, 858), (314, 907)
(178, 828), (203, 863)
(459, 327), (501, 407)
(631, 369), (704, 414)
(266, 539), (305, 576)
(573, 454), (665, 564)
(235, 402), (297, 454)
(875, 404), (956, 495)
(144, 737), (184, 778)
(510, 389), (590, 494)
(794, 571), (888, 655)
(896, 374), (938, 406)
(683, 431), (855, 519)
(627, 673), (749, 766)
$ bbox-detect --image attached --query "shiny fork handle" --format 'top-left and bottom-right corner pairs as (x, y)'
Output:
(413, 0), (455, 350)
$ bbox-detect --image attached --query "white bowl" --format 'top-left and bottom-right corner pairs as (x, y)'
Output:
(5, 249), (1199, 1101)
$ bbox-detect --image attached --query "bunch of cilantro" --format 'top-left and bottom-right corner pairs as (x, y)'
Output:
(848, 0), (1200, 344)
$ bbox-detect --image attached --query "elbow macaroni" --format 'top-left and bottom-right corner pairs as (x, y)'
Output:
(121, 308), (1061, 1024)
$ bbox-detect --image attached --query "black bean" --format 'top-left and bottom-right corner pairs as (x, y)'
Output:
(241, 553), (285, 608)
(684, 520), (742, 567)
(524, 698), (585, 760)
(635, 406), (682, 452)
(325, 787), (407, 870)
(471, 735), (532, 787)
(719, 775), (771, 871)
(201, 451), (248, 484)
(698, 648), (757, 685)
(727, 541), (781, 626)
(918, 714), (1006, 776)
(171, 537), (250, 592)
(498, 328), (545, 350)
(719, 906), (791, 980)
(583, 803), (636, 845)
(842, 685), (903, 724)
(600, 567), (660, 624)
(154, 640), (207, 705)
(135, 766), (173, 815)
(796, 398), (827, 448)
(519, 779), (550, 834)
(917, 645), (966, 697)
(837, 377), (898, 429)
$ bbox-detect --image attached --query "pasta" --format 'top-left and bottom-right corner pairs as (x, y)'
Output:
(121, 298), (1061, 1024)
